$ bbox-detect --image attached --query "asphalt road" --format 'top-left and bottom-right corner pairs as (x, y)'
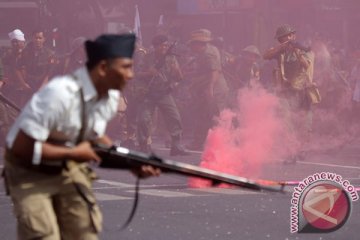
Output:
(0, 140), (359, 240)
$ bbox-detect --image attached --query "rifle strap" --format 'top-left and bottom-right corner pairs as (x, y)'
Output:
(69, 75), (100, 230)
(75, 75), (87, 144)
(120, 177), (140, 230)
(73, 74), (141, 230)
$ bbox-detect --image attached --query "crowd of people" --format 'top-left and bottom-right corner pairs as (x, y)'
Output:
(1, 24), (359, 158)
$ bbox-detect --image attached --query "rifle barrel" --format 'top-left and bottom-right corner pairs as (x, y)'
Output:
(95, 144), (284, 192)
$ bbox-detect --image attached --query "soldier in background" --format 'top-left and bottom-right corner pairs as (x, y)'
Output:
(264, 24), (318, 164)
(187, 29), (229, 150)
(1, 29), (29, 146)
(212, 36), (237, 88)
(223, 45), (262, 109)
(235, 45), (261, 89)
(62, 37), (87, 74)
(2, 29), (30, 107)
(119, 43), (147, 149)
(0, 59), (8, 147)
(349, 47), (360, 124)
(136, 34), (189, 156)
(17, 29), (56, 92)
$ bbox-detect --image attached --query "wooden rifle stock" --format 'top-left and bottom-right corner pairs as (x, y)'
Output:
(94, 144), (285, 192)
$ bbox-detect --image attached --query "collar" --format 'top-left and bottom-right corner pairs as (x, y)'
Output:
(73, 67), (98, 102)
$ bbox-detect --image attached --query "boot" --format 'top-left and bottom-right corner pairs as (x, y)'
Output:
(170, 135), (190, 156)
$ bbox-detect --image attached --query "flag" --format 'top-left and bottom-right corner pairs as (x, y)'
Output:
(158, 14), (164, 26)
(134, 5), (142, 45)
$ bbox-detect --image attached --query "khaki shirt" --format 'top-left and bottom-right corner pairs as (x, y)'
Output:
(280, 50), (314, 90)
(192, 44), (229, 95)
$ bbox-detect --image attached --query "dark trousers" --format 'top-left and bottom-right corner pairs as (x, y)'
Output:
(191, 91), (228, 146)
(137, 94), (183, 147)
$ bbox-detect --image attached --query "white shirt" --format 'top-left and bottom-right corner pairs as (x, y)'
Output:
(6, 67), (120, 148)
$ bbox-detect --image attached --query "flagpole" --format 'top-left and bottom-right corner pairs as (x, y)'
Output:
(134, 4), (142, 46)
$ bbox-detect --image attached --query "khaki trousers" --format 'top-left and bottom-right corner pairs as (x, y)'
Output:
(3, 153), (102, 240)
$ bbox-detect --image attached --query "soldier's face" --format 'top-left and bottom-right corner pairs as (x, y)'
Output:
(11, 39), (25, 52)
(278, 33), (296, 44)
(33, 32), (45, 48)
(155, 41), (169, 55)
(189, 41), (206, 53)
(105, 58), (134, 91)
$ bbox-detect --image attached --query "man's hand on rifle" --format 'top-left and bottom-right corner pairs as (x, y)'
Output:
(132, 165), (161, 178)
(278, 41), (292, 52)
(70, 141), (101, 163)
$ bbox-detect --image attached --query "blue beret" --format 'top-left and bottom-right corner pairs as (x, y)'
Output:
(85, 34), (136, 64)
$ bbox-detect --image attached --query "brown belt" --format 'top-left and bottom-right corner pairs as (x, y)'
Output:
(5, 149), (65, 175)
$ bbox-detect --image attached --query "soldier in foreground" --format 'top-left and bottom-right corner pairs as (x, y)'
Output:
(2, 33), (160, 240)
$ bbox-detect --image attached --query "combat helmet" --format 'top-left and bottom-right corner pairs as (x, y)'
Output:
(274, 24), (296, 39)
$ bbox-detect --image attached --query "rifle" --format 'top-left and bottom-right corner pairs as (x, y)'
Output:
(0, 92), (21, 112)
(94, 144), (285, 228)
(287, 40), (311, 52)
(95, 144), (284, 192)
(154, 41), (178, 70)
(145, 41), (179, 93)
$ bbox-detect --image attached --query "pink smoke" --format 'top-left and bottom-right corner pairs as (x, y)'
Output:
(189, 85), (299, 188)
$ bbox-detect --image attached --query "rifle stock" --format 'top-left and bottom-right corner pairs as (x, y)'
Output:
(94, 144), (284, 192)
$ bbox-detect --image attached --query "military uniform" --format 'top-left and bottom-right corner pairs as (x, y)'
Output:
(0, 58), (14, 147)
(234, 45), (261, 90)
(2, 47), (30, 107)
(235, 60), (260, 89)
(190, 43), (229, 147)
(17, 43), (56, 91)
(264, 25), (317, 163)
(121, 46), (147, 148)
(276, 48), (315, 112)
(136, 50), (186, 155)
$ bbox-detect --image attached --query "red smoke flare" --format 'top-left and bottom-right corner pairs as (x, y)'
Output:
(189, 85), (299, 188)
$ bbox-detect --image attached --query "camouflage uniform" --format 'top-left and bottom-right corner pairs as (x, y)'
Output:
(264, 25), (316, 163)
(277, 48), (315, 112)
(265, 25), (315, 127)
